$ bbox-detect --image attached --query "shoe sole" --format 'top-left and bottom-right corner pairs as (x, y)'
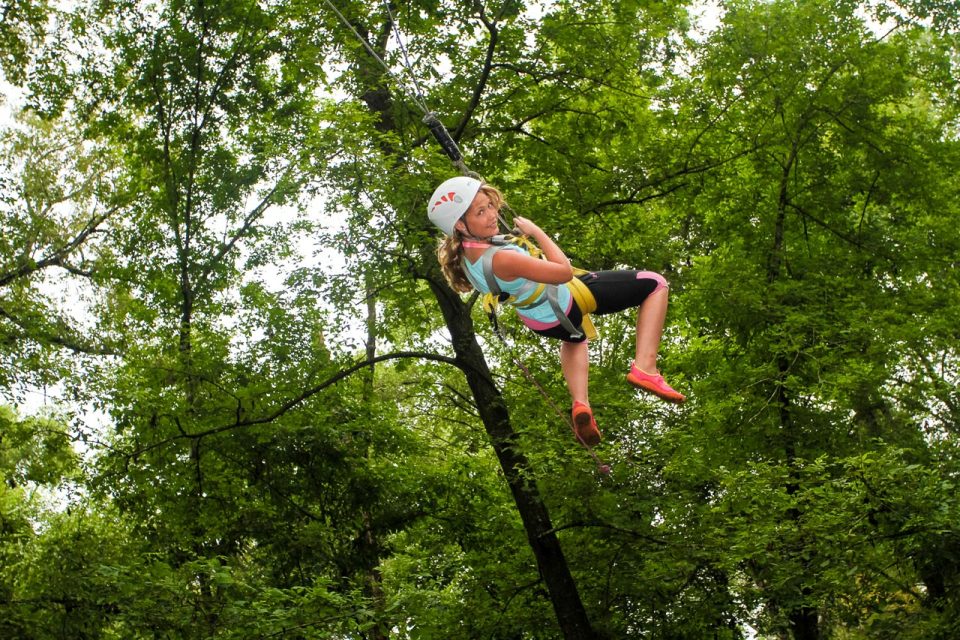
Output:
(572, 410), (601, 447)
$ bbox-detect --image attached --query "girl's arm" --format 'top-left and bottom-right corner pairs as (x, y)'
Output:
(493, 216), (574, 285)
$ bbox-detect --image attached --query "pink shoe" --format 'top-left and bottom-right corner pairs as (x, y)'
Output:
(627, 364), (686, 404)
(571, 401), (601, 447)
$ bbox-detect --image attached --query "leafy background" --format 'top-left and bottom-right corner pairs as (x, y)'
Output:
(1, 1), (958, 638)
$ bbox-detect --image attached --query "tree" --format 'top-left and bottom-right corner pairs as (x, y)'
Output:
(0, 0), (49, 85)
(665, 0), (960, 636)
(311, 1), (704, 637)
(1, 0), (958, 637)
(0, 111), (125, 397)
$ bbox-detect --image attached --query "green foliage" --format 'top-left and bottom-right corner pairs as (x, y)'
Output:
(0, 406), (78, 487)
(0, 110), (126, 395)
(1, 0), (958, 638)
(0, 0), (49, 85)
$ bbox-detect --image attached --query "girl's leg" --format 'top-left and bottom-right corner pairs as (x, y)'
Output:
(582, 269), (684, 403)
(560, 340), (590, 405)
(634, 286), (668, 374)
(561, 339), (601, 446)
(628, 285), (685, 403)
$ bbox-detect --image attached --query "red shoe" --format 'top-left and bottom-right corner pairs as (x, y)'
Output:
(627, 364), (686, 404)
(571, 401), (601, 447)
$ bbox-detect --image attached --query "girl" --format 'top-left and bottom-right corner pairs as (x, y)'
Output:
(428, 176), (684, 447)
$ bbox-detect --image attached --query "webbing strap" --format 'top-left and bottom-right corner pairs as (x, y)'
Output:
(546, 286), (584, 340)
(568, 272), (597, 314)
(478, 244), (545, 308)
(479, 245), (503, 296)
(567, 272), (598, 341)
(511, 281), (547, 308)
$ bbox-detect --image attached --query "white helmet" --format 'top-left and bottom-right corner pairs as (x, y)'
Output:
(427, 176), (482, 236)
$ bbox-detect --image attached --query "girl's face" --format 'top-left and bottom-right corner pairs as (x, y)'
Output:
(457, 190), (499, 238)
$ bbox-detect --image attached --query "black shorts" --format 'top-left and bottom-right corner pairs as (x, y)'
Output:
(530, 270), (667, 343)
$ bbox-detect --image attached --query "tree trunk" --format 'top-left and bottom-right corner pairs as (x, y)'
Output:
(361, 268), (389, 640)
(347, 10), (599, 635)
(771, 160), (819, 640)
(778, 355), (820, 640)
(427, 276), (601, 640)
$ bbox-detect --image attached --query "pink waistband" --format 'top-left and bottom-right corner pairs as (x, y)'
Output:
(519, 295), (573, 330)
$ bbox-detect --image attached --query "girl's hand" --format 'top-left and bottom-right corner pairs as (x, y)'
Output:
(512, 216), (545, 238)
(494, 215), (572, 283)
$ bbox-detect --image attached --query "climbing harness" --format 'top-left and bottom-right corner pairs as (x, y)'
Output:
(462, 236), (613, 475)
(427, 176), (596, 339)
(461, 235), (599, 342)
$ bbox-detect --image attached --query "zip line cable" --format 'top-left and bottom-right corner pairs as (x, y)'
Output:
(319, 0), (473, 175)
(319, 0), (430, 114)
(381, 0), (429, 113)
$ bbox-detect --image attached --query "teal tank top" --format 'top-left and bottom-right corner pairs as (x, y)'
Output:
(462, 243), (572, 327)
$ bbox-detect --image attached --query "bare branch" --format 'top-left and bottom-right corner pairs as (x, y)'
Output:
(0, 203), (121, 287)
(542, 519), (669, 546)
(453, 3), (500, 141)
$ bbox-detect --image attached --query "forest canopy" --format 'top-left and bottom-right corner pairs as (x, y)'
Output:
(1, 1), (958, 639)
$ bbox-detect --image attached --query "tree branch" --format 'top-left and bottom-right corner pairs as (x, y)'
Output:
(542, 519), (669, 546)
(0, 204), (121, 287)
(125, 350), (467, 456)
(0, 305), (118, 356)
(453, 2), (500, 141)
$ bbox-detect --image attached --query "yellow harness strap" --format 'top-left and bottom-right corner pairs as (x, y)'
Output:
(568, 268), (598, 340)
(480, 284), (546, 316)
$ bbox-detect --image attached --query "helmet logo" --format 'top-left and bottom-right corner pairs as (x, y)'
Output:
(431, 191), (463, 212)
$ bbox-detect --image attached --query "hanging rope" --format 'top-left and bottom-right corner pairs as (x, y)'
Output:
(487, 316), (612, 476)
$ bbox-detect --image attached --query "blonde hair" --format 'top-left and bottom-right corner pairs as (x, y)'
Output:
(436, 184), (506, 294)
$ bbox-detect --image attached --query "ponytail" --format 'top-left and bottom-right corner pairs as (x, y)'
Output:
(437, 233), (474, 293)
